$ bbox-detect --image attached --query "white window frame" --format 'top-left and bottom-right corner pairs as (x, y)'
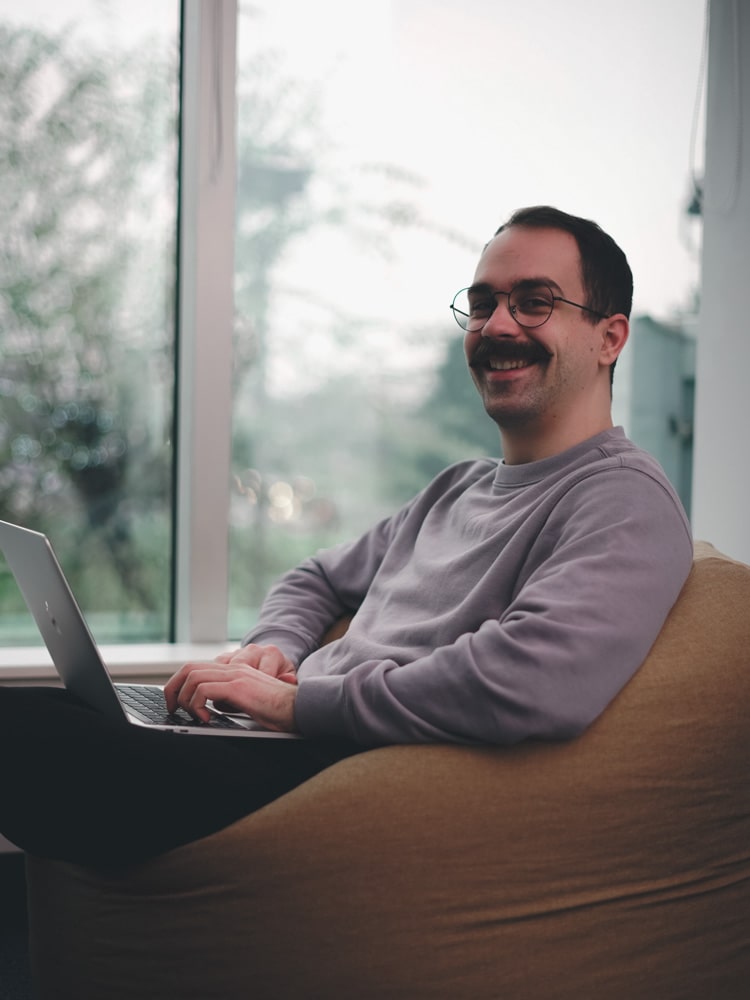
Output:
(0, 0), (239, 680)
(174, 0), (236, 643)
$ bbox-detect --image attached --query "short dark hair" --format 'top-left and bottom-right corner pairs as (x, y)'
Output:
(495, 206), (633, 387)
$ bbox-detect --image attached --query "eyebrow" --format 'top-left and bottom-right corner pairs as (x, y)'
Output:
(467, 276), (565, 296)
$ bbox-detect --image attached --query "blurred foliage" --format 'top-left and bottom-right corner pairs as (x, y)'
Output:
(228, 29), (484, 609)
(380, 336), (502, 504)
(0, 22), (176, 628)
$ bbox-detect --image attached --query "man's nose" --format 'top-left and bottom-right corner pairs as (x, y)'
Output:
(481, 294), (520, 337)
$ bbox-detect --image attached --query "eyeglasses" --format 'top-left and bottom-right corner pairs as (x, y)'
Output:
(450, 282), (608, 331)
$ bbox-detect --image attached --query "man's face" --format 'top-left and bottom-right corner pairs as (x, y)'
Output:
(464, 225), (609, 436)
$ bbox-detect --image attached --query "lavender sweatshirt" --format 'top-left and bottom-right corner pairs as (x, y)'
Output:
(244, 428), (693, 747)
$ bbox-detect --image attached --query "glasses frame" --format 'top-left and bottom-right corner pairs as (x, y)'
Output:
(450, 283), (609, 331)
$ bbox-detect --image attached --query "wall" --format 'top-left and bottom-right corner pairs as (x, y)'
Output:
(692, 0), (750, 562)
(628, 316), (696, 516)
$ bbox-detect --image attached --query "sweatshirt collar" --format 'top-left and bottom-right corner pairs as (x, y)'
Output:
(493, 426), (626, 488)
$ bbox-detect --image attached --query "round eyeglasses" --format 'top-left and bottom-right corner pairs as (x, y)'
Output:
(450, 283), (608, 331)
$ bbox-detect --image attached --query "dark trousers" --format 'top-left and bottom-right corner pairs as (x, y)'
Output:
(0, 687), (358, 868)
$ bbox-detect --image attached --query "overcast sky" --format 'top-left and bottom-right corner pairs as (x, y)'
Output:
(254, 0), (707, 321)
(3, 0), (707, 324)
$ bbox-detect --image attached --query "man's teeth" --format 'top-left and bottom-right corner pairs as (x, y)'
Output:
(488, 358), (532, 370)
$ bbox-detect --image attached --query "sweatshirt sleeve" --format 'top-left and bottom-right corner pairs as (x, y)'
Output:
(241, 501), (415, 664)
(293, 467), (694, 746)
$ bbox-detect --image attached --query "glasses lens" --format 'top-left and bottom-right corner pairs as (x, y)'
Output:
(451, 288), (495, 331)
(450, 288), (472, 330)
(508, 284), (554, 327)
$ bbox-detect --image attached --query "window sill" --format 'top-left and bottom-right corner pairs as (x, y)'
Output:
(0, 642), (234, 684)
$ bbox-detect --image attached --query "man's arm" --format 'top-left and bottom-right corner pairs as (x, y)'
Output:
(293, 469), (693, 747)
(164, 486), (425, 727)
(239, 490), (423, 663)
(164, 462), (489, 728)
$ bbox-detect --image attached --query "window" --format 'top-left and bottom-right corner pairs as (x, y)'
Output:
(0, 0), (706, 664)
(0, 1), (180, 643)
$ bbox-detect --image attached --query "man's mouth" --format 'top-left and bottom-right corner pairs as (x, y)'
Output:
(487, 358), (533, 371)
(469, 342), (551, 371)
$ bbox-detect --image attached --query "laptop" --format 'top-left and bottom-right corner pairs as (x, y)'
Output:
(0, 519), (301, 738)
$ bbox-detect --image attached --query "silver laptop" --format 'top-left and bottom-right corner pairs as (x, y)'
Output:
(0, 519), (300, 738)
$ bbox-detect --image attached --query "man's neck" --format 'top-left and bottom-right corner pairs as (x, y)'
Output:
(500, 415), (615, 466)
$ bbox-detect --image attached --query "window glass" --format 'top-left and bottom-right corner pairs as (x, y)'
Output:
(230, 0), (705, 635)
(0, 2), (180, 642)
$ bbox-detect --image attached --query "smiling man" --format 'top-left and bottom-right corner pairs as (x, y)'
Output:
(1, 206), (694, 866)
(165, 206), (692, 748)
(461, 212), (630, 462)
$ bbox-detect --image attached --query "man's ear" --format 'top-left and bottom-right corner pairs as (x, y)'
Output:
(599, 314), (629, 369)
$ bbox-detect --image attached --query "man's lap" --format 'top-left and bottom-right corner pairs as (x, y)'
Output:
(0, 686), (357, 867)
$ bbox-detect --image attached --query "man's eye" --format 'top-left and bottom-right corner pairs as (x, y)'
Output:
(469, 299), (494, 316)
(516, 295), (551, 314)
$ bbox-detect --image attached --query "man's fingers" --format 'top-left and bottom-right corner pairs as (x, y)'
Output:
(221, 644), (295, 679)
(254, 648), (289, 676)
(166, 645), (296, 716)
(165, 663), (231, 716)
(164, 662), (195, 712)
(186, 681), (236, 722)
(173, 666), (237, 719)
(164, 657), (298, 730)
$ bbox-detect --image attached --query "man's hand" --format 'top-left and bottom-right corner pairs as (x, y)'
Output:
(163, 645), (299, 732)
(213, 644), (298, 684)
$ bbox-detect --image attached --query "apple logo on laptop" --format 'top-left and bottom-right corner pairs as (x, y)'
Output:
(45, 600), (63, 636)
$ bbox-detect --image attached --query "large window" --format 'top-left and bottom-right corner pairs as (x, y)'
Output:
(0, 0), (706, 662)
(0, 1), (180, 643)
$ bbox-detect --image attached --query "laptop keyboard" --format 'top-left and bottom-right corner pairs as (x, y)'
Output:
(117, 684), (246, 730)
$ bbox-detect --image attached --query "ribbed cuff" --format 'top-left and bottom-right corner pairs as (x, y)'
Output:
(294, 675), (352, 741)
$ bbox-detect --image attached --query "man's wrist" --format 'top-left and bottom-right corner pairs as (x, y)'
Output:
(283, 682), (300, 732)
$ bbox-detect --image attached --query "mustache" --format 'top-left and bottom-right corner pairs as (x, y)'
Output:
(468, 340), (551, 369)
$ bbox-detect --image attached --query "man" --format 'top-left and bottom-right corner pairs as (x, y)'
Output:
(0, 206), (692, 865)
(165, 205), (692, 746)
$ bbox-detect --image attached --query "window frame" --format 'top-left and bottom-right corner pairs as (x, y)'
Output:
(173, 0), (236, 643)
